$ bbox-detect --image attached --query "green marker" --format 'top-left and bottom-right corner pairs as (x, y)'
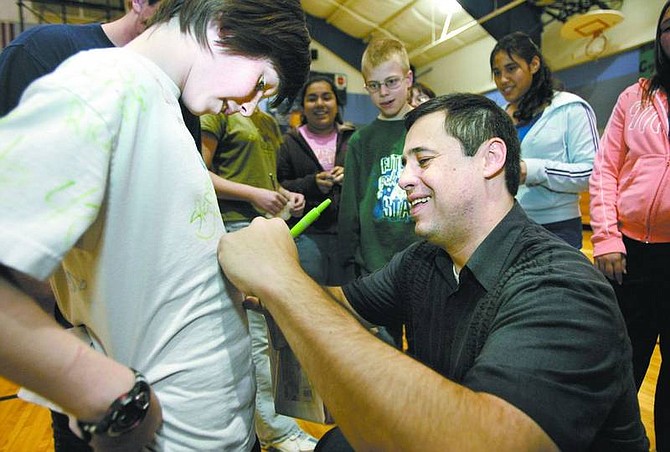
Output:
(290, 198), (332, 238)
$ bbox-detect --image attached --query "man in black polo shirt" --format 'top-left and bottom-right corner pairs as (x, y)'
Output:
(217, 93), (649, 451)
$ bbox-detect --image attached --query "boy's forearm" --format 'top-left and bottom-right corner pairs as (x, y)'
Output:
(0, 274), (135, 421)
(209, 172), (261, 203)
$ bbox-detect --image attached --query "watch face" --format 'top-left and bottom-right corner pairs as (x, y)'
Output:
(78, 370), (152, 441)
(108, 379), (151, 436)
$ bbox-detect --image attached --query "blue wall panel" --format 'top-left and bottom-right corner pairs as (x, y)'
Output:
(341, 93), (378, 127)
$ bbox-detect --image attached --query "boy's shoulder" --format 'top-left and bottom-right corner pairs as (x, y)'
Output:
(10, 23), (108, 53)
(27, 48), (173, 119)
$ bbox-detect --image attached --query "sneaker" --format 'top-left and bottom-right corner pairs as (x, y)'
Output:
(265, 431), (318, 452)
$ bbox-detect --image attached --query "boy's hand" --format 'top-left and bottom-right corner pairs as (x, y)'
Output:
(70, 386), (162, 451)
(289, 193), (305, 217)
(242, 295), (264, 312)
(279, 188), (305, 217)
(251, 188), (288, 216)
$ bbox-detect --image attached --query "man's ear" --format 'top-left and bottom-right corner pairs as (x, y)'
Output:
(482, 137), (507, 180)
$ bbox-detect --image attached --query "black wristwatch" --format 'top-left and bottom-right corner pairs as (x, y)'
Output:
(78, 368), (152, 443)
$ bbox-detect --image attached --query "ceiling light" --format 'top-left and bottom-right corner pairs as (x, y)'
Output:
(436, 0), (462, 15)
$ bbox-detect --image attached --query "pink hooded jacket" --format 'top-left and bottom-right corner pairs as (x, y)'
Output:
(590, 78), (670, 257)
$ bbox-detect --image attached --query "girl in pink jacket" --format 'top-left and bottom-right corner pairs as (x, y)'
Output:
(589, 2), (670, 448)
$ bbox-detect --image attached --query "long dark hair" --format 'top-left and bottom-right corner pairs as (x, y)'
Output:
(644, 0), (670, 106)
(490, 32), (554, 124)
(299, 75), (343, 125)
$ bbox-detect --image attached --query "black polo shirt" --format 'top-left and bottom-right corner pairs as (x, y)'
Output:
(344, 203), (648, 451)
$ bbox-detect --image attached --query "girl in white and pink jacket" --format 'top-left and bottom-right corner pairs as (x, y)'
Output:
(589, 2), (670, 449)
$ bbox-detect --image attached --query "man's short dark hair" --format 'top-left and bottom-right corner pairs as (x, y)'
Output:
(148, 0), (311, 107)
(405, 93), (521, 196)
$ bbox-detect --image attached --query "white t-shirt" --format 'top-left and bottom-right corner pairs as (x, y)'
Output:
(0, 48), (255, 451)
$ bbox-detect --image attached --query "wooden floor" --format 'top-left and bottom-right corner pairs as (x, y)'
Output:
(639, 345), (660, 452)
(0, 231), (661, 451)
(0, 380), (55, 451)
(0, 345), (660, 451)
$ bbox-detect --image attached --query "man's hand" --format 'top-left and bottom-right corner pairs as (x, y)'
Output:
(217, 217), (302, 297)
(594, 252), (627, 284)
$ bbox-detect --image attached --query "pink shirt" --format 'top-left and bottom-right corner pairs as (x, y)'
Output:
(298, 125), (337, 171)
(589, 79), (670, 256)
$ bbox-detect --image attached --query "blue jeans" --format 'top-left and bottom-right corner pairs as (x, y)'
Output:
(225, 221), (300, 445)
(295, 233), (345, 286)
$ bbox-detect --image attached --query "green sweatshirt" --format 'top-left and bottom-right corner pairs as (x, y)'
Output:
(338, 118), (418, 278)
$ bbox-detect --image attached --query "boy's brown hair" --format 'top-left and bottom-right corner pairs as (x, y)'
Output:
(361, 38), (410, 78)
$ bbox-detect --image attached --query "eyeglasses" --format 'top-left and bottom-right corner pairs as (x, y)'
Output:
(364, 76), (406, 93)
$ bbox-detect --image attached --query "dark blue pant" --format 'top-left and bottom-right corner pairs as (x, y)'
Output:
(315, 427), (354, 451)
(542, 216), (583, 249)
(613, 236), (669, 451)
(51, 411), (91, 451)
(52, 410), (263, 451)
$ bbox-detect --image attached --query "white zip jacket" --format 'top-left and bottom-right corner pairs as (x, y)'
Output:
(517, 91), (599, 225)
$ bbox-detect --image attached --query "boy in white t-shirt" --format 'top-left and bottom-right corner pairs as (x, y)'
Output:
(0, 0), (310, 450)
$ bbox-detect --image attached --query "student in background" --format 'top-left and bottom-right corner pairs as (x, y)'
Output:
(490, 31), (598, 249)
(409, 81), (435, 107)
(338, 38), (418, 347)
(589, 2), (670, 449)
(201, 107), (304, 224)
(200, 108), (315, 452)
(277, 75), (356, 286)
(0, 0), (310, 449)
(339, 38), (417, 280)
(0, 0), (155, 113)
(0, 0), (203, 148)
(218, 93), (648, 451)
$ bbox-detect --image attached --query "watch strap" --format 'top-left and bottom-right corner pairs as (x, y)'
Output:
(78, 368), (151, 443)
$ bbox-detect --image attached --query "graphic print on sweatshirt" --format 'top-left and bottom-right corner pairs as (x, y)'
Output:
(374, 154), (412, 221)
(629, 100), (663, 135)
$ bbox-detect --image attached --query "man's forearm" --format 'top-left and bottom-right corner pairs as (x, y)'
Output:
(216, 218), (556, 450)
(323, 286), (374, 328)
(258, 275), (558, 451)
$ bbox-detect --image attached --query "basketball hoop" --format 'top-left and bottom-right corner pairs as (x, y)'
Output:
(560, 9), (624, 59)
